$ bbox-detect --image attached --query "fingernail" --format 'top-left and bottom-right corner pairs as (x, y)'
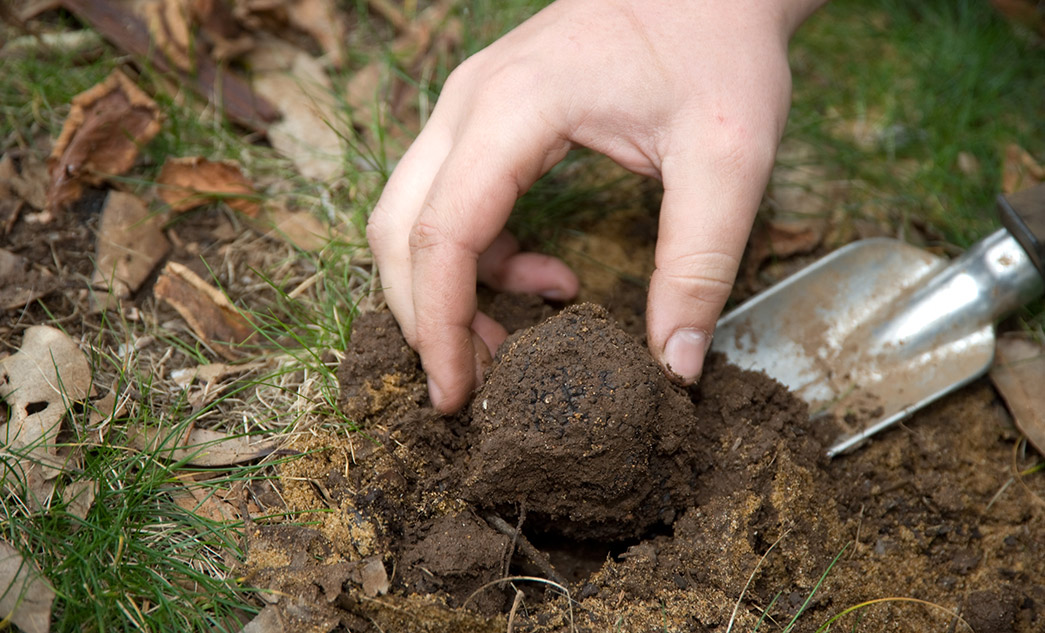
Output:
(427, 377), (445, 409)
(539, 287), (570, 301)
(662, 329), (711, 384)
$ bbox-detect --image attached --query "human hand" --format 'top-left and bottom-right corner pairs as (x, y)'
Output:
(367, 0), (826, 413)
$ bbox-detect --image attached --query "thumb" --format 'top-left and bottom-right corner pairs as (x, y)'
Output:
(646, 138), (776, 384)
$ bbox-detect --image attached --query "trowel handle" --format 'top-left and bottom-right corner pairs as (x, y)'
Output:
(999, 183), (1045, 279)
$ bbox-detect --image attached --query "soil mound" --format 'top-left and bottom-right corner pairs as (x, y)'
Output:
(465, 304), (700, 538)
(257, 299), (1045, 633)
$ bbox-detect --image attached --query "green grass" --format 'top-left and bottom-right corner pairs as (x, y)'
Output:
(788, 0), (1045, 244)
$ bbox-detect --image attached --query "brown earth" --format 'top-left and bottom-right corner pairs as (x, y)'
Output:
(3, 163), (1043, 632)
(259, 292), (1044, 632)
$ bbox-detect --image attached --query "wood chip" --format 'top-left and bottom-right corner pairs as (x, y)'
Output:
(47, 70), (163, 213)
(92, 190), (171, 298)
(156, 156), (260, 217)
(153, 261), (256, 359)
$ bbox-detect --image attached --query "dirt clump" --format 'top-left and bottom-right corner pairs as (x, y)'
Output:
(465, 303), (701, 538)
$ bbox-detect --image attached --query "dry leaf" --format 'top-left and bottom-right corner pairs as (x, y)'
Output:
(63, 479), (97, 521)
(192, 0), (255, 60)
(0, 540), (55, 633)
(249, 39), (345, 181)
(141, 0), (194, 71)
(153, 261), (255, 359)
(991, 334), (1045, 456)
(156, 156), (260, 217)
(248, 204), (328, 251)
(0, 249), (56, 311)
(171, 474), (239, 522)
(92, 191), (171, 298)
(126, 425), (277, 466)
(1, 153), (48, 211)
(285, 0), (346, 67)
(0, 326), (92, 505)
(360, 557), (388, 597)
(238, 605), (284, 633)
(1002, 144), (1045, 194)
(48, 70), (162, 213)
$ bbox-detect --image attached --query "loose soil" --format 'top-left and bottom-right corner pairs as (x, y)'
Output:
(3, 157), (1043, 632)
(261, 295), (1045, 632)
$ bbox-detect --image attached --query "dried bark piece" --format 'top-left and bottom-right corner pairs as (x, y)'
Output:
(156, 156), (260, 217)
(92, 190), (171, 298)
(47, 70), (163, 213)
(153, 261), (256, 359)
(0, 540), (55, 633)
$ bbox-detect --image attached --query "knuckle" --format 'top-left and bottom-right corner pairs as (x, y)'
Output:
(408, 216), (451, 254)
(654, 251), (739, 304)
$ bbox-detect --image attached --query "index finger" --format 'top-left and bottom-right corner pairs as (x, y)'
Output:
(410, 111), (569, 412)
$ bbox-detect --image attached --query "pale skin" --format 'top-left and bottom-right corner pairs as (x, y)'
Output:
(367, 0), (828, 413)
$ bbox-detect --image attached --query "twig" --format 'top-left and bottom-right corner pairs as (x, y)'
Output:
(506, 589), (524, 633)
(484, 513), (568, 588)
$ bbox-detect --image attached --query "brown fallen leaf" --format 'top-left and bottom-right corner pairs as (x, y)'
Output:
(0, 248), (57, 311)
(248, 204), (329, 251)
(285, 0), (346, 67)
(141, 0), (194, 71)
(360, 557), (389, 597)
(1, 152), (48, 212)
(156, 156), (260, 217)
(237, 605), (284, 633)
(126, 425), (277, 466)
(171, 473), (239, 522)
(48, 70), (163, 213)
(92, 190), (171, 298)
(153, 261), (256, 359)
(61, 0), (279, 132)
(248, 39), (345, 181)
(0, 539), (55, 633)
(1002, 144), (1045, 194)
(0, 326), (92, 510)
(991, 334), (1045, 456)
(191, 0), (255, 60)
(63, 479), (97, 522)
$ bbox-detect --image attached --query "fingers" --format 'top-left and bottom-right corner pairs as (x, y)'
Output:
(367, 123), (453, 346)
(410, 111), (570, 412)
(647, 129), (778, 385)
(477, 231), (579, 301)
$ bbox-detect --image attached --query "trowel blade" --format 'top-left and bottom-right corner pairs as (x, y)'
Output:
(713, 238), (995, 457)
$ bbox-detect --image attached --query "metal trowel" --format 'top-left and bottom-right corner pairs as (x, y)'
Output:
(713, 183), (1045, 457)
